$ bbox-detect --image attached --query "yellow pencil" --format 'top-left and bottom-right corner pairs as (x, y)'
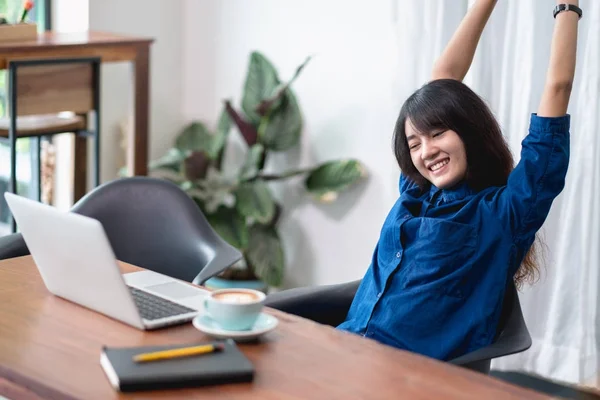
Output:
(133, 343), (225, 363)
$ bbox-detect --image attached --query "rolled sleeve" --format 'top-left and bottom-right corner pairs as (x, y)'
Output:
(490, 113), (570, 244)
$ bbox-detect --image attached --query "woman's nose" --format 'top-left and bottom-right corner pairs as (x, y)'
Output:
(421, 141), (439, 160)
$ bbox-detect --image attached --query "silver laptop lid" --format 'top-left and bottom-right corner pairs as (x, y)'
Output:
(4, 193), (145, 329)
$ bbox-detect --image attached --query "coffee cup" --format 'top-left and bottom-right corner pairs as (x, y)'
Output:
(203, 288), (266, 331)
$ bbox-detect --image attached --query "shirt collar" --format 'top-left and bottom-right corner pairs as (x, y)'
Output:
(429, 182), (473, 205)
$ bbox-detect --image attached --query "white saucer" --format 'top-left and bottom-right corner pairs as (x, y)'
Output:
(192, 312), (278, 342)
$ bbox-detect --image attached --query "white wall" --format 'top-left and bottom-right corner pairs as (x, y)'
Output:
(88, 0), (184, 181)
(53, 0), (88, 33)
(51, 0), (184, 209)
(182, 0), (403, 287)
(51, 0), (89, 210)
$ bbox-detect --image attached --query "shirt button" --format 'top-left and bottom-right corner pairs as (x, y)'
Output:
(377, 292), (382, 298)
(403, 215), (410, 219)
(396, 252), (401, 258)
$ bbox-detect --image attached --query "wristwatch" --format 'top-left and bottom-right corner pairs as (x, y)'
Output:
(553, 4), (583, 19)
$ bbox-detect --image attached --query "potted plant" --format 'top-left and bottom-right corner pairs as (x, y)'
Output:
(0, 0), (37, 42)
(149, 51), (367, 290)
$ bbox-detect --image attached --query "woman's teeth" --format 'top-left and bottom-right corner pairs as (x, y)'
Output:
(429, 159), (449, 171)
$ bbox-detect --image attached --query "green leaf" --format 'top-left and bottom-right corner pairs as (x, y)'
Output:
(304, 159), (367, 200)
(239, 144), (264, 181)
(258, 89), (302, 151)
(175, 122), (214, 155)
(256, 55), (312, 117)
(206, 207), (249, 249)
(149, 148), (186, 173)
(246, 225), (285, 287)
(234, 180), (275, 224)
(225, 100), (259, 146)
(257, 168), (311, 182)
(180, 181), (194, 191)
(211, 107), (232, 158)
(188, 167), (236, 213)
(118, 166), (129, 178)
(183, 151), (210, 181)
(241, 52), (280, 125)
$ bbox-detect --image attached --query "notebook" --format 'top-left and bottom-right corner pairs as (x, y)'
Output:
(100, 339), (254, 392)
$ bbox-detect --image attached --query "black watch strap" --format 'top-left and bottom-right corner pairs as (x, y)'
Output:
(553, 4), (583, 19)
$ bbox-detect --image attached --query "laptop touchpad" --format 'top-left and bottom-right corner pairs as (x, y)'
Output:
(146, 282), (207, 299)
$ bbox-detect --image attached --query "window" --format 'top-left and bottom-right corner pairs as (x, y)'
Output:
(0, 0), (51, 235)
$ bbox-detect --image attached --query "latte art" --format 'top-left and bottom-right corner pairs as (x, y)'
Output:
(212, 291), (261, 304)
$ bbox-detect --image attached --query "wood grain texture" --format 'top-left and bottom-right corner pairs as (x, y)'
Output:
(72, 131), (88, 203)
(0, 31), (153, 51)
(0, 114), (86, 138)
(0, 31), (152, 69)
(0, 256), (549, 400)
(130, 44), (150, 177)
(12, 63), (94, 116)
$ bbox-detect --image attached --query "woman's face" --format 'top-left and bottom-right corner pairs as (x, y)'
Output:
(405, 118), (468, 189)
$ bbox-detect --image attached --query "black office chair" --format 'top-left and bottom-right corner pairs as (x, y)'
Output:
(0, 177), (242, 285)
(264, 280), (532, 374)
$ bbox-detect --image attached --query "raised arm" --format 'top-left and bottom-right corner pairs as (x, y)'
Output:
(487, 3), (580, 254)
(431, 0), (498, 81)
(538, 1), (580, 117)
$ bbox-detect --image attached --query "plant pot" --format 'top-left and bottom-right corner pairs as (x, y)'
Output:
(204, 257), (269, 294)
(203, 276), (268, 294)
(0, 23), (37, 42)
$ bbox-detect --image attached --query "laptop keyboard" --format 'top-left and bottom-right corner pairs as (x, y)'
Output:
(128, 286), (196, 321)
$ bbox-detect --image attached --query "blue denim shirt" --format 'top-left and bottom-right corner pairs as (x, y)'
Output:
(337, 114), (570, 360)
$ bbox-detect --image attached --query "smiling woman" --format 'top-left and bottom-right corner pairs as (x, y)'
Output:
(337, 0), (579, 363)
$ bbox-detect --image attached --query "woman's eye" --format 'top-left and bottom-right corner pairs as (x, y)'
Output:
(433, 131), (446, 138)
(409, 143), (420, 150)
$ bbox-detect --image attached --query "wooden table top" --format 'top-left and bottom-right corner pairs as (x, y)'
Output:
(0, 31), (154, 51)
(0, 256), (548, 399)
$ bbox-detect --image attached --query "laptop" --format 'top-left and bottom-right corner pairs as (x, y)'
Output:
(4, 192), (210, 330)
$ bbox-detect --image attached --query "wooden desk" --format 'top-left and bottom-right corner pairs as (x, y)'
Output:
(0, 31), (154, 201)
(0, 256), (547, 399)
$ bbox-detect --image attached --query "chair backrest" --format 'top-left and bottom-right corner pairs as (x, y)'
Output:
(491, 282), (533, 354)
(70, 176), (243, 284)
(7, 57), (100, 116)
(449, 282), (532, 373)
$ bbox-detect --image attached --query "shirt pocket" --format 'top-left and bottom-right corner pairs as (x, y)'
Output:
(404, 218), (477, 298)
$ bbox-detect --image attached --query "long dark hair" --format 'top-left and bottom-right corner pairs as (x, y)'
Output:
(392, 79), (540, 287)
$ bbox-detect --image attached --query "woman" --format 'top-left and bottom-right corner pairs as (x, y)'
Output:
(337, 0), (581, 361)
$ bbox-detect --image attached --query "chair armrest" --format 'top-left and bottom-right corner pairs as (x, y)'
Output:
(449, 327), (532, 367)
(264, 279), (361, 327)
(0, 233), (29, 260)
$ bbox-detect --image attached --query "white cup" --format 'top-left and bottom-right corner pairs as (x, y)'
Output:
(203, 288), (266, 331)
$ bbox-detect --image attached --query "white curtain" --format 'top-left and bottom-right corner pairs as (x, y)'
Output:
(393, 0), (600, 386)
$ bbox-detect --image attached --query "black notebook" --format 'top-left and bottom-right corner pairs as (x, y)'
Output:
(100, 339), (254, 392)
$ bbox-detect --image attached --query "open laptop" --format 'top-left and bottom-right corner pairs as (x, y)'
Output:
(4, 192), (210, 330)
